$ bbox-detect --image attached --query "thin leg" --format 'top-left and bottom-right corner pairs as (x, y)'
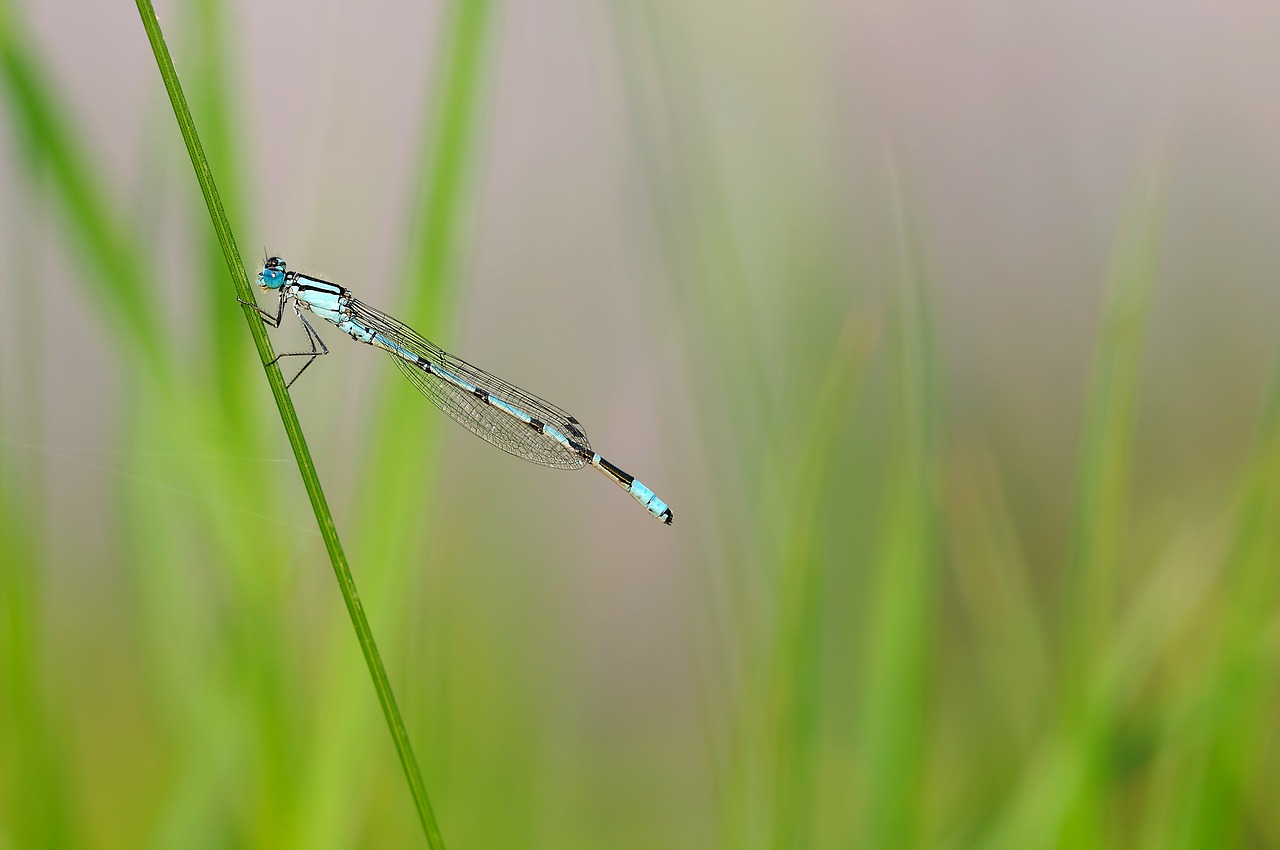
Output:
(274, 310), (329, 388)
(248, 297), (330, 388)
(239, 292), (286, 327)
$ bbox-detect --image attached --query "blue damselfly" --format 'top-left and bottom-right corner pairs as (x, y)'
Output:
(242, 257), (673, 524)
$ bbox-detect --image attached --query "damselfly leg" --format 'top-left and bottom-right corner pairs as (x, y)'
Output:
(239, 292), (330, 388)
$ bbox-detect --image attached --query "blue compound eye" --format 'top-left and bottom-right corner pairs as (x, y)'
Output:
(259, 256), (287, 289)
(259, 267), (285, 289)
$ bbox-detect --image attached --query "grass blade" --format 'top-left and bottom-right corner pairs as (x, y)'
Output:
(1067, 164), (1166, 673)
(1162, 305), (1280, 849)
(356, 0), (501, 528)
(769, 317), (870, 850)
(858, 154), (940, 850)
(130, 2), (445, 845)
(0, 7), (161, 362)
(292, 3), (502, 842)
(1056, 161), (1166, 847)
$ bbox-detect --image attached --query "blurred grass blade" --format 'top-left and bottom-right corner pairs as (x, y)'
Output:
(401, 0), (499, 320)
(1067, 162), (1166, 674)
(1164, 292), (1280, 849)
(184, 0), (258, 434)
(0, 407), (79, 847)
(858, 154), (940, 850)
(294, 2), (503, 843)
(0, 5), (161, 362)
(0, 110), (80, 850)
(1056, 159), (1165, 847)
(769, 316), (870, 850)
(976, 159), (1166, 850)
(131, 1), (445, 845)
(357, 0), (501, 511)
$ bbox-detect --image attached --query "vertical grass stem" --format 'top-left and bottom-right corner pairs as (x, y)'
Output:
(131, 2), (445, 845)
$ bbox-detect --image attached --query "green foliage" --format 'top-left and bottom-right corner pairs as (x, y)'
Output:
(1, 0), (1278, 848)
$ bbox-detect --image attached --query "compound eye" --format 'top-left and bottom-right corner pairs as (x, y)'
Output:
(260, 268), (286, 289)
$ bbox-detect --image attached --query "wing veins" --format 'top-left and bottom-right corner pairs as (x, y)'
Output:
(352, 299), (589, 469)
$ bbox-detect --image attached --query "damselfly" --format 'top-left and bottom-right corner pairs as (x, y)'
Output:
(241, 257), (673, 524)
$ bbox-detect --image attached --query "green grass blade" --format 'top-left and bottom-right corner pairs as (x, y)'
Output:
(0, 431), (79, 849)
(1162, 322), (1280, 849)
(858, 157), (941, 850)
(769, 317), (870, 850)
(976, 161), (1166, 850)
(357, 0), (501, 516)
(130, 2), (445, 845)
(401, 0), (499, 319)
(1056, 162), (1165, 847)
(0, 127), (80, 850)
(293, 3), (502, 842)
(1067, 164), (1166, 674)
(184, 0), (258, 434)
(0, 7), (162, 362)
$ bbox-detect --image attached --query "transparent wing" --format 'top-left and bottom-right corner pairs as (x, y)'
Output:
(351, 298), (591, 470)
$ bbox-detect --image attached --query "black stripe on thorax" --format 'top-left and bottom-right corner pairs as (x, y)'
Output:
(289, 272), (345, 296)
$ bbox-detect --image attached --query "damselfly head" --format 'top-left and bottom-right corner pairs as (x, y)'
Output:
(259, 256), (287, 290)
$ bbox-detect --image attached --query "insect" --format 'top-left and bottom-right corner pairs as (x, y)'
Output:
(241, 257), (673, 524)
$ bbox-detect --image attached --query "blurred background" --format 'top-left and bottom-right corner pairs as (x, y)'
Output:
(2, 0), (1280, 847)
